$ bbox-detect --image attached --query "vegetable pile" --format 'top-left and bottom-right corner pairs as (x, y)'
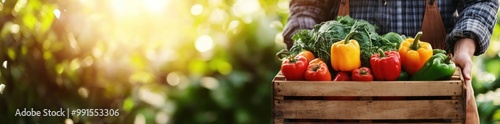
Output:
(285, 16), (404, 69)
(278, 16), (456, 81)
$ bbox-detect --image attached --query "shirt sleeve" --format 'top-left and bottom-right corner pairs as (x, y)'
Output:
(446, 0), (499, 56)
(282, 0), (337, 50)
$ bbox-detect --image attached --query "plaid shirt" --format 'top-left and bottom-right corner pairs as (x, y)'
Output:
(284, 0), (499, 55)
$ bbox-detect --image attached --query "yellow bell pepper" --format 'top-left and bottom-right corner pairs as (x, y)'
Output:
(398, 31), (433, 75)
(330, 31), (361, 71)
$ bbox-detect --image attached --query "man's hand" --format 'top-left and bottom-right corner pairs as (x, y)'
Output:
(451, 38), (475, 102)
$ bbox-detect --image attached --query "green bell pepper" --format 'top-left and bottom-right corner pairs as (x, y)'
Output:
(432, 49), (447, 55)
(397, 71), (409, 81)
(410, 53), (456, 81)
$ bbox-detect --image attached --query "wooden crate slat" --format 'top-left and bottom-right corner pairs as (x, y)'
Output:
(273, 71), (286, 81)
(274, 81), (463, 96)
(273, 119), (283, 124)
(274, 100), (464, 120)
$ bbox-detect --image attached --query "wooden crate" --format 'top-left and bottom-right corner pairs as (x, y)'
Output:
(272, 68), (466, 123)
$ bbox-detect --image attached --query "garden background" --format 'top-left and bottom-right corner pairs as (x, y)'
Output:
(0, 0), (499, 123)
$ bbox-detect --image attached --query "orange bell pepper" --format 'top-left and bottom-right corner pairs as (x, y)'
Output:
(297, 50), (316, 63)
(330, 31), (361, 71)
(398, 31), (433, 75)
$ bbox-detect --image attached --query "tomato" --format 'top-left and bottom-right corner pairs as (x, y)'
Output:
(352, 67), (374, 81)
(304, 58), (331, 81)
(333, 71), (350, 81)
(281, 56), (308, 80)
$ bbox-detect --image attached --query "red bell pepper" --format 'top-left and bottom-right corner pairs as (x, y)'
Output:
(352, 67), (373, 81)
(333, 71), (350, 81)
(305, 58), (332, 81)
(281, 55), (308, 80)
(370, 50), (401, 81)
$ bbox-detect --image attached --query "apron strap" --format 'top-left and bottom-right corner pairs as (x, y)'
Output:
(420, 0), (447, 49)
(338, 0), (350, 16)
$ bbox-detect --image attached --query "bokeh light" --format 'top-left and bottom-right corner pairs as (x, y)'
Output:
(134, 114), (146, 124)
(191, 4), (203, 16)
(146, 0), (167, 13)
(13, 0), (27, 14)
(53, 9), (61, 19)
(0, 84), (5, 94)
(2, 61), (7, 69)
(201, 77), (219, 90)
(138, 87), (165, 107)
(78, 87), (89, 98)
(10, 24), (19, 34)
(195, 35), (214, 53)
(155, 111), (170, 124)
(167, 72), (181, 86)
(64, 119), (73, 124)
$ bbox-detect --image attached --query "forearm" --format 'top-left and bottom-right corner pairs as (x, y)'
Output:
(446, 0), (499, 56)
(283, 0), (336, 50)
(454, 38), (476, 57)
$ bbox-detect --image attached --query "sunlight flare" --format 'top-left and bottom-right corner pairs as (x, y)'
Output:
(191, 4), (203, 16)
(195, 35), (214, 52)
(53, 9), (61, 19)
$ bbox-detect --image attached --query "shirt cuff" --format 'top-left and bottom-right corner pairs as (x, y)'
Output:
(446, 19), (490, 56)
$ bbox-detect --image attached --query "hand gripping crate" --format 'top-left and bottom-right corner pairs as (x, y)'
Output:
(272, 68), (465, 123)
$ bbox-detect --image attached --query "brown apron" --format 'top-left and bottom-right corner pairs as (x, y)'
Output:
(337, 0), (479, 123)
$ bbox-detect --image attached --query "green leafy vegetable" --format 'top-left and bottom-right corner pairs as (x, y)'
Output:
(287, 16), (404, 69)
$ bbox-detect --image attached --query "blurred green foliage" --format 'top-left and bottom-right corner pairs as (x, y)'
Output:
(0, 0), (287, 123)
(0, 0), (499, 124)
(475, 10), (500, 124)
